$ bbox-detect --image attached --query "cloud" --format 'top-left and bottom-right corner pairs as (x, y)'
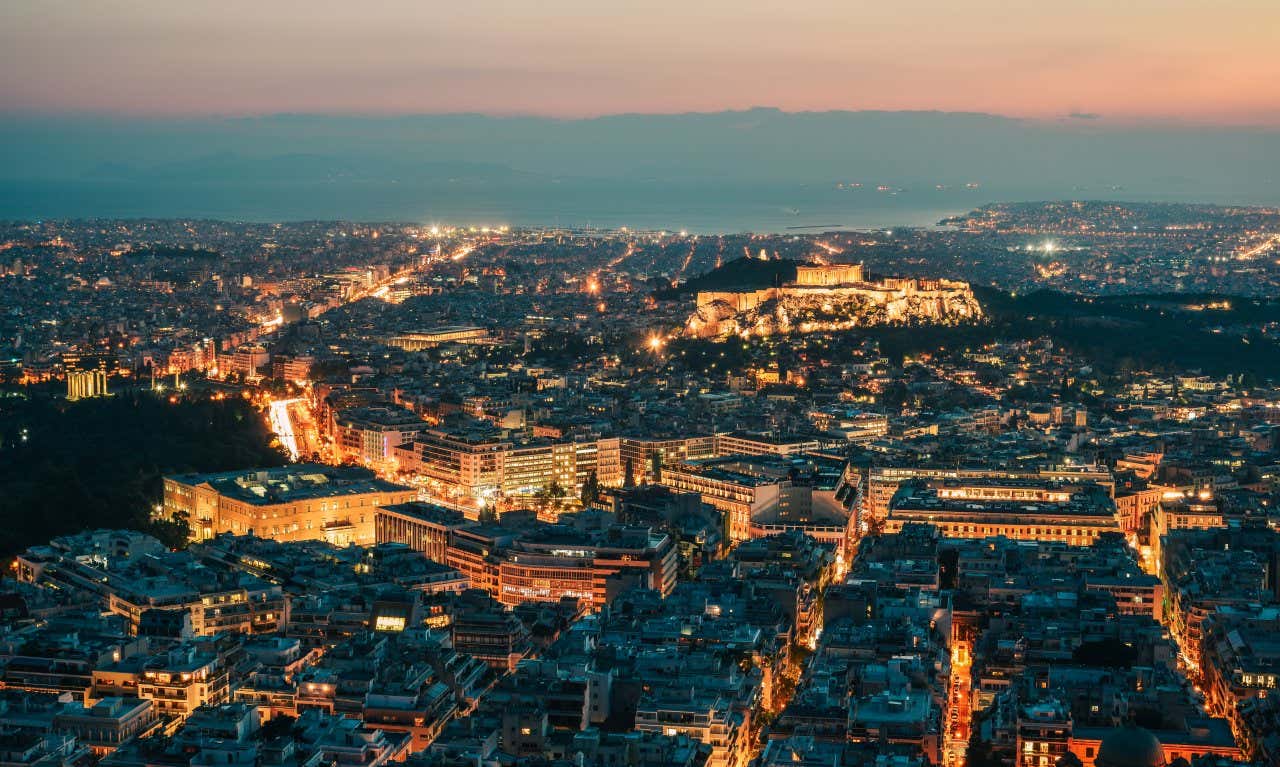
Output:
(1066, 111), (1102, 120)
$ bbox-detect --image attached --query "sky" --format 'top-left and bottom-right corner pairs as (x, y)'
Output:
(3, 0), (1280, 125)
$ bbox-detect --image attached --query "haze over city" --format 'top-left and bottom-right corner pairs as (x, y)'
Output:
(5, 1), (1279, 225)
(3, 4), (1280, 767)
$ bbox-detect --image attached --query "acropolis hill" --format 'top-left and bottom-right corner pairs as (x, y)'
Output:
(684, 262), (982, 339)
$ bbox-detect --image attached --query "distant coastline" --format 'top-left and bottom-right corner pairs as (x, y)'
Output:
(6, 178), (1273, 235)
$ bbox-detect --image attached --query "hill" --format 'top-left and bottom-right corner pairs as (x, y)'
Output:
(658, 257), (805, 298)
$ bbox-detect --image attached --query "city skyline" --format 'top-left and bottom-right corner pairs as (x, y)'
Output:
(3, 5), (1280, 767)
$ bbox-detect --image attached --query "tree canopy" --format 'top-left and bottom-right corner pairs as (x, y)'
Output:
(0, 391), (287, 556)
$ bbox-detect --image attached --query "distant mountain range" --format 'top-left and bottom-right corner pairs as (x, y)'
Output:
(1, 109), (1276, 225)
(81, 153), (532, 185)
(1, 108), (1275, 197)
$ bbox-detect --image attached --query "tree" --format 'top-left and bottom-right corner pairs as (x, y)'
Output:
(580, 470), (601, 506)
(0, 392), (287, 558)
(148, 512), (193, 550)
(623, 458), (636, 489)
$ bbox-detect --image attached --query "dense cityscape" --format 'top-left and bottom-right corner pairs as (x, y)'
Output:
(0, 199), (1278, 767)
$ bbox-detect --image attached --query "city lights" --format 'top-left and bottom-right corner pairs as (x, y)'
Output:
(5, 181), (1280, 767)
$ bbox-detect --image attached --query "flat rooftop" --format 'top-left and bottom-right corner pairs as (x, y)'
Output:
(170, 464), (410, 505)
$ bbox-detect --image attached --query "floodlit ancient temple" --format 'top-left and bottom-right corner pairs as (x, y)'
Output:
(684, 263), (982, 339)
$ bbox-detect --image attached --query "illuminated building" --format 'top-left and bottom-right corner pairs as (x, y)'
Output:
(1159, 528), (1275, 673)
(807, 407), (890, 443)
(634, 692), (749, 767)
(271, 354), (314, 383)
(225, 345), (269, 381)
(66, 368), (108, 400)
(1192, 618), (1279, 763)
(47, 698), (160, 757)
(498, 525), (677, 608)
(387, 326), (487, 350)
(794, 263), (865, 285)
(1113, 479), (1167, 535)
(448, 590), (533, 671)
(660, 457), (788, 543)
(375, 502), (467, 564)
(712, 431), (821, 458)
(100, 639), (238, 722)
(394, 427), (621, 509)
(15, 531), (286, 637)
(1068, 721), (1245, 767)
(375, 502), (677, 610)
(661, 455), (858, 545)
(619, 435), (717, 485)
(0, 626), (149, 702)
(334, 406), (428, 467)
(1148, 492), (1224, 569)
(866, 464), (1113, 524)
(886, 478), (1119, 545)
(1016, 699), (1072, 767)
(164, 464), (414, 545)
(165, 348), (198, 373)
(166, 340), (218, 374)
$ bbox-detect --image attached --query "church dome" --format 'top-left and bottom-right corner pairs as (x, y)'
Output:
(1096, 725), (1165, 767)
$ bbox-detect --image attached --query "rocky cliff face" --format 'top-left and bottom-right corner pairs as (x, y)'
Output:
(684, 282), (982, 339)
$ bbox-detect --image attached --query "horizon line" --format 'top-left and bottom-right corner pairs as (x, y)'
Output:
(3, 106), (1279, 131)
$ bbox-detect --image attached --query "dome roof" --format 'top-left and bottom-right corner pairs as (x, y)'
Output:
(1097, 725), (1165, 767)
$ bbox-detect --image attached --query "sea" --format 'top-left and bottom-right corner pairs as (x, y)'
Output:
(0, 178), (1263, 233)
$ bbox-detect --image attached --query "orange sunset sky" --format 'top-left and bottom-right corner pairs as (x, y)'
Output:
(2, 0), (1278, 124)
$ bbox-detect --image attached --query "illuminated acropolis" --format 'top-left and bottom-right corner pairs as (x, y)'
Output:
(684, 262), (982, 339)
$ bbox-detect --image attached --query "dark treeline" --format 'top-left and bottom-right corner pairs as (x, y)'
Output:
(656, 257), (803, 298)
(882, 287), (1280, 379)
(0, 391), (286, 557)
